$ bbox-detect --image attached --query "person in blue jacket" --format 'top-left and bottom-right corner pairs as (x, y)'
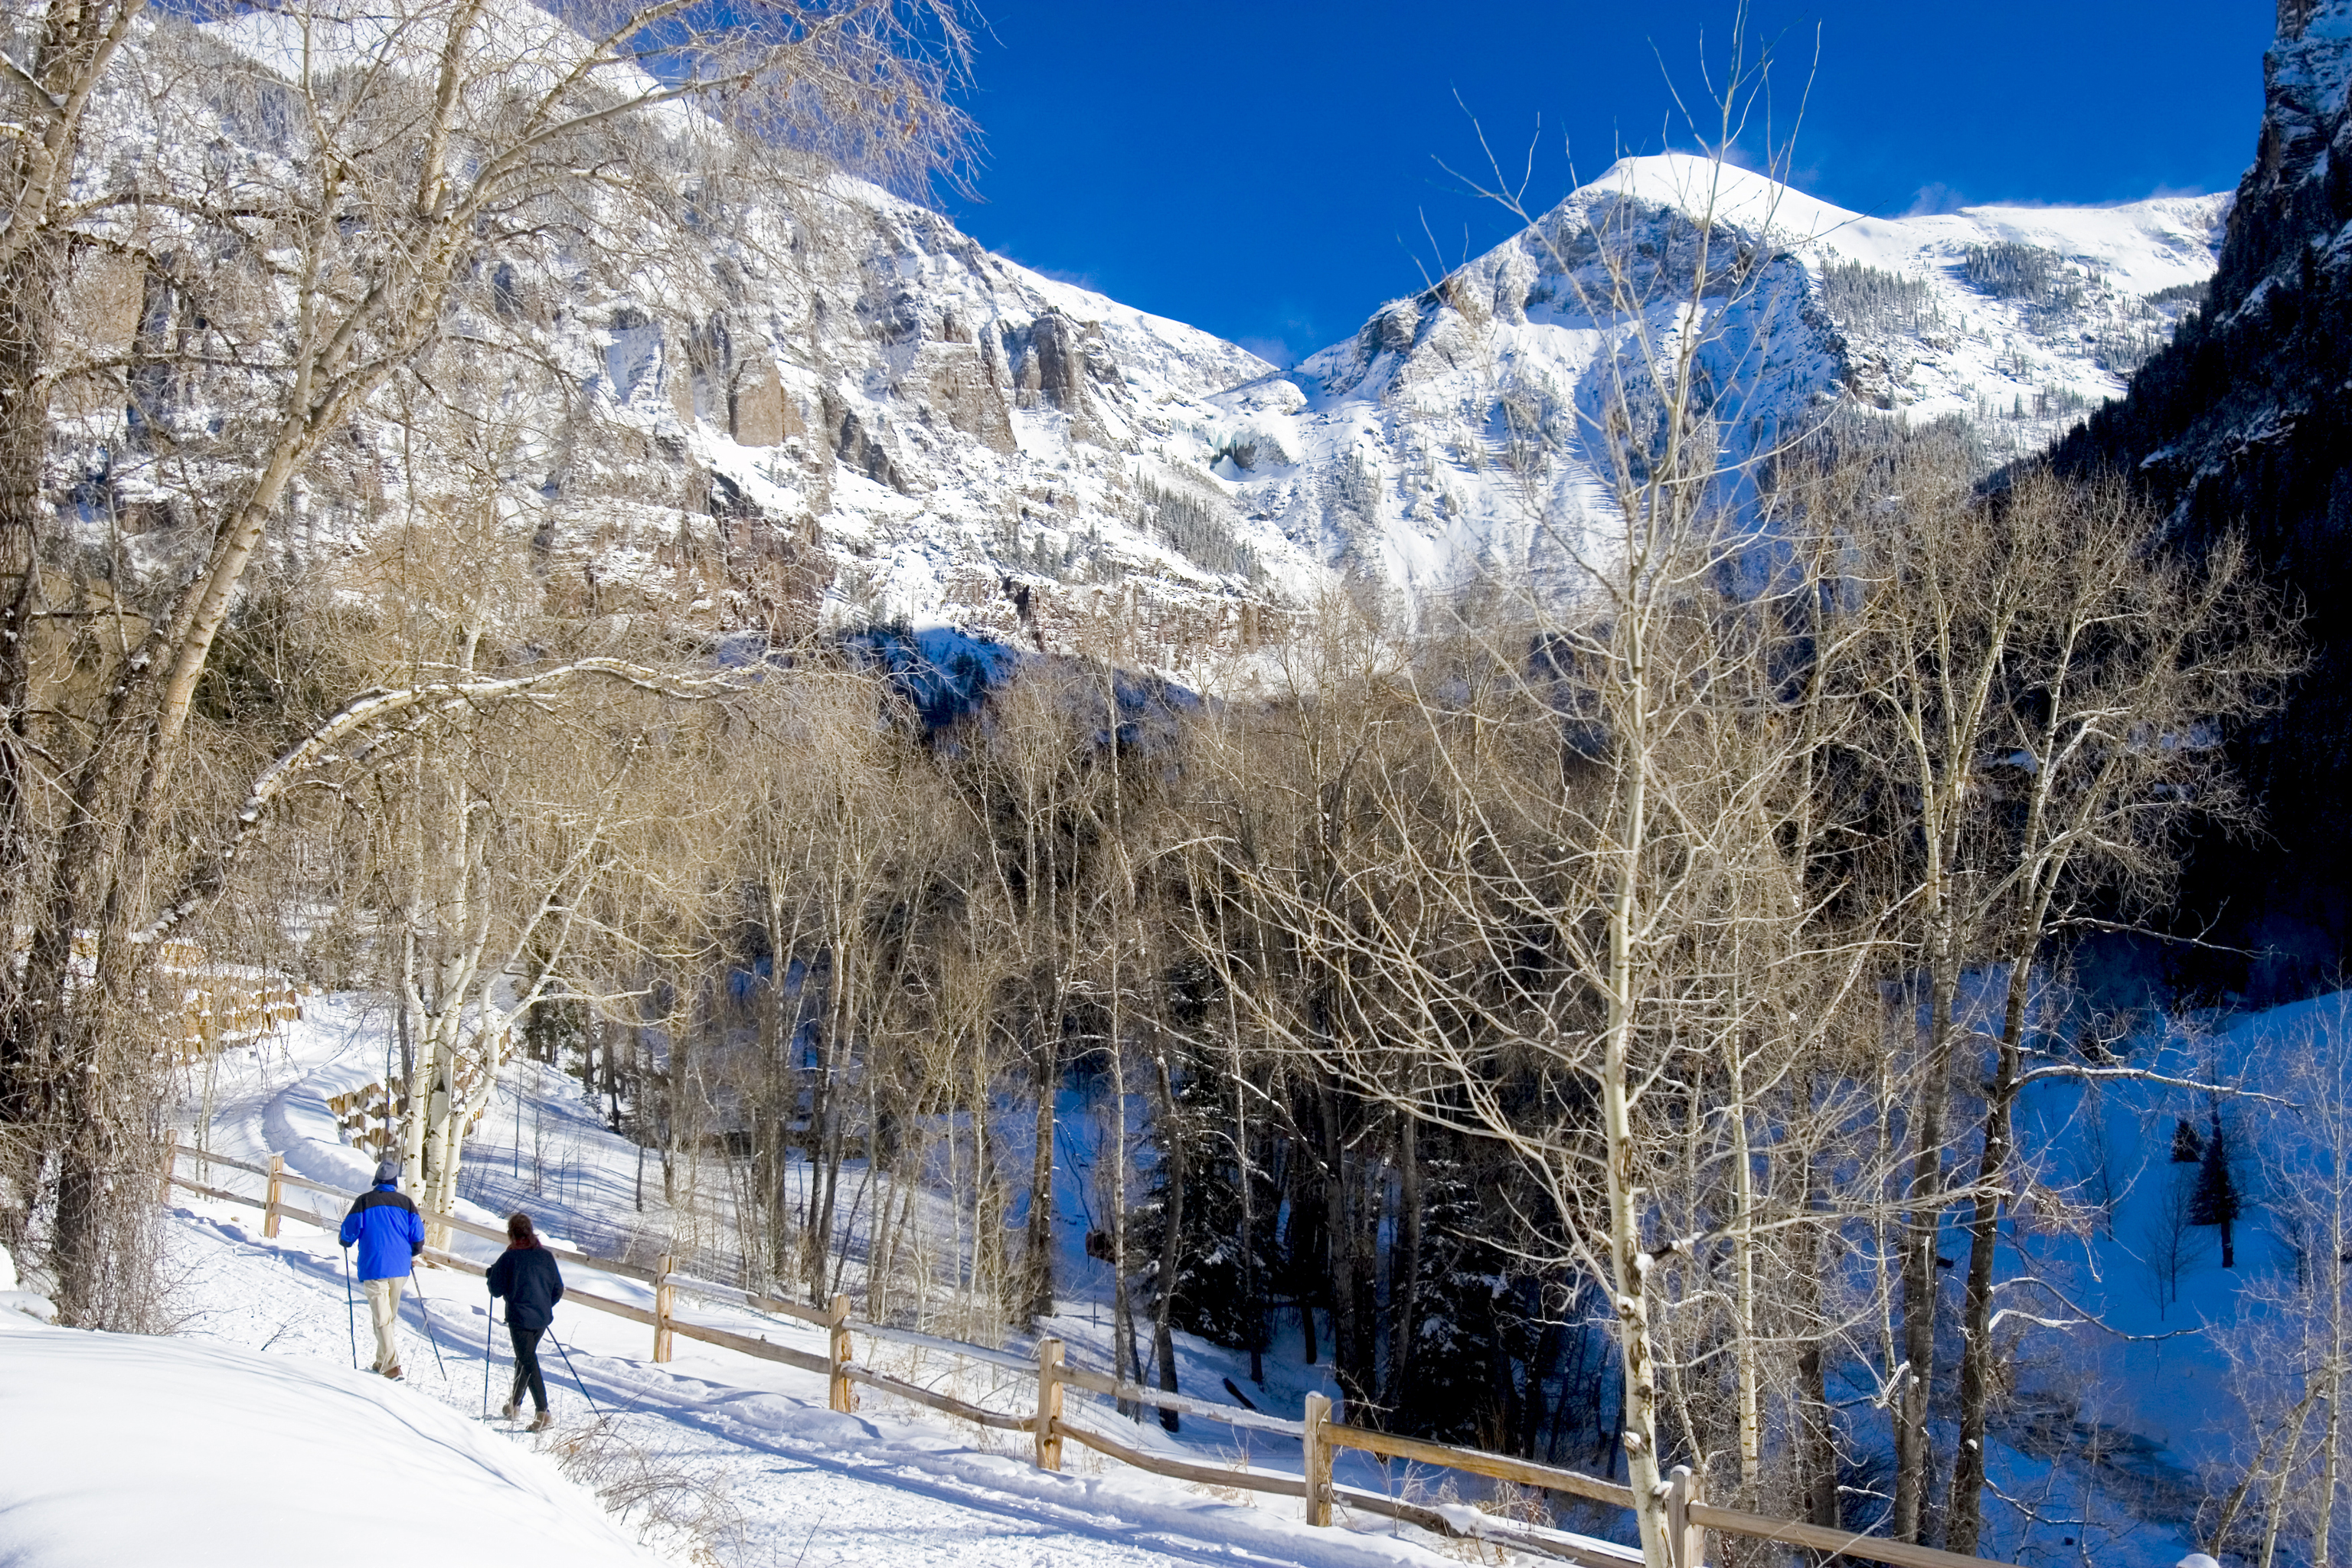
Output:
(338, 1158), (424, 1378)
(487, 1211), (564, 1430)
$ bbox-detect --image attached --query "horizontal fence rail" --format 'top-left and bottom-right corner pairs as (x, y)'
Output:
(160, 1135), (2020, 1568)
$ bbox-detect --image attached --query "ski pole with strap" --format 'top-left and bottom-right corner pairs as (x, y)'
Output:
(341, 1245), (358, 1369)
(544, 1325), (604, 1421)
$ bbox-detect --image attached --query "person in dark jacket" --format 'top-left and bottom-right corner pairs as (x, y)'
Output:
(338, 1158), (424, 1378)
(487, 1211), (565, 1430)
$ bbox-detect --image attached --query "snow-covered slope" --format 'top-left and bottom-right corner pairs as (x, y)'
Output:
(0, 1308), (657, 1568)
(60, 13), (2229, 671)
(139, 971), (2350, 1568)
(132, 996), (1628, 1568)
(1191, 155), (2227, 603)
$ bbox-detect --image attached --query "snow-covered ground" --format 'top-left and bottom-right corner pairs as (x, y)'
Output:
(0, 1307), (658, 1568)
(129, 995), (1612, 1568)
(83, 974), (2351, 1568)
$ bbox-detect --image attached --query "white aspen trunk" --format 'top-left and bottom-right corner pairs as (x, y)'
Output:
(420, 1041), (454, 1244)
(969, 1038), (992, 1336)
(2318, 1361), (2344, 1568)
(1602, 633), (1671, 1567)
(2321, 1180), (2349, 1565)
(398, 758), (433, 1184)
(426, 1021), (509, 1226)
(1728, 1053), (1762, 1493)
(2260, 1416), (2308, 1568)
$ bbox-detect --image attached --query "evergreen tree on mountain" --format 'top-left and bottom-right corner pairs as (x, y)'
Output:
(1392, 1148), (1508, 1446)
(2191, 1106), (2242, 1268)
(1132, 1047), (1279, 1359)
(2172, 1117), (2207, 1162)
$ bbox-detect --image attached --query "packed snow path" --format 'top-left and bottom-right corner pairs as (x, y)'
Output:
(155, 1003), (1551, 1568)
(166, 1207), (1485, 1568)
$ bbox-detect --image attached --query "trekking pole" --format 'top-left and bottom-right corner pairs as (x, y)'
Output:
(544, 1325), (605, 1421)
(407, 1261), (449, 1379)
(483, 1305), (496, 1419)
(341, 1245), (358, 1368)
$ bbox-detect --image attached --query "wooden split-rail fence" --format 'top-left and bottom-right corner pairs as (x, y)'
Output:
(161, 1135), (2016, 1568)
(165, 972), (306, 1063)
(325, 1047), (501, 1157)
(30, 934), (308, 1063)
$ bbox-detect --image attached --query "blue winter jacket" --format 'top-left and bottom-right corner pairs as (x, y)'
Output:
(340, 1183), (424, 1281)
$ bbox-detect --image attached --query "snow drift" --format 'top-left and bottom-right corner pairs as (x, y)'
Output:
(0, 1315), (654, 1568)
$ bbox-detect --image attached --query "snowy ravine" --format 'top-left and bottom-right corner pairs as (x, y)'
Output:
(121, 995), (1628, 1568)
(63, 5), (2229, 677)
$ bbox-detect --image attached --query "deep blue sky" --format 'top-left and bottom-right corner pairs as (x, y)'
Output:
(940, 2), (2273, 365)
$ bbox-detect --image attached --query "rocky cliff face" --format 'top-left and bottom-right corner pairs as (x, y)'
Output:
(2051, 0), (2352, 994)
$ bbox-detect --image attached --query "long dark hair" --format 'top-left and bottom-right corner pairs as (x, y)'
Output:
(506, 1212), (539, 1249)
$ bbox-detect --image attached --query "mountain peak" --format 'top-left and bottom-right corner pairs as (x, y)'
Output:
(2278, 0), (2352, 42)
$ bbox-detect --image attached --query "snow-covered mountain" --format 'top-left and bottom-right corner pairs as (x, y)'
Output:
(1193, 156), (2227, 605)
(472, 155), (2225, 653)
(60, 11), (2230, 676)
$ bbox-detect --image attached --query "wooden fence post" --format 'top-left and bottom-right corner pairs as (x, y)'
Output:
(262, 1154), (285, 1239)
(1666, 1464), (1705, 1568)
(654, 1254), (675, 1363)
(828, 1294), (852, 1413)
(1034, 1338), (1065, 1472)
(1302, 1391), (1333, 1527)
(159, 1131), (178, 1204)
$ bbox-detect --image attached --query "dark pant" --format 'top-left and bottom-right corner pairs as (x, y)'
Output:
(508, 1323), (547, 1412)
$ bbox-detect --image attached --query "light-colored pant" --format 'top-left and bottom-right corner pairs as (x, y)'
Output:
(363, 1276), (405, 1371)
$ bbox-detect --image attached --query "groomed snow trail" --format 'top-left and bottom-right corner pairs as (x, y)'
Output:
(156, 1003), (1530, 1568)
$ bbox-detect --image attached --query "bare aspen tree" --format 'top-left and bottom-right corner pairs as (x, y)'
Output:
(0, 0), (967, 1322)
(1772, 438), (2295, 1547)
(733, 662), (898, 1292)
(1276, 40), (1849, 1558)
(2205, 998), (2352, 1563)
(952, 664), (1105, 1324)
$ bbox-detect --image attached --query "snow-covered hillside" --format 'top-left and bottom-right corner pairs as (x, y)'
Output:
(0, 1307), (660, 1568)
(115, 994), (1634, 1568)
(57, 9), (2229, 673)
(117, 975), (2352, 1568)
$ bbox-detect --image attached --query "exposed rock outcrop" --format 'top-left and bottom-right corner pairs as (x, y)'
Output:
(2050, 0), (2352, 993)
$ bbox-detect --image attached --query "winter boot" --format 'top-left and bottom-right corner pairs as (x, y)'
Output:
(500, 1399), (518, 1422)
(528, 1408), (554, 1432)
(381, 1364), (403, 1381)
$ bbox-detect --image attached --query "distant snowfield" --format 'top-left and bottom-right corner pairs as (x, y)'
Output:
(1583, 155), (2222, 293)
(0, 1313), (655, 1568)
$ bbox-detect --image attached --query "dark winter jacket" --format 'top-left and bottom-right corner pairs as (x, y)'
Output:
(487, 1244), (565, 1330)
(339, 1184), (424, 1281)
